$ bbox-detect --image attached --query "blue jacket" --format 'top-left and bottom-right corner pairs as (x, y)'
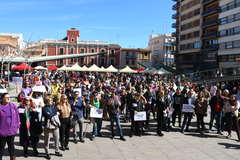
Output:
(71, 97), (85, 119)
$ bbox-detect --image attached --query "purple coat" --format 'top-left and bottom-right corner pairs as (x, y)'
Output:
(0, 102), (20, 136)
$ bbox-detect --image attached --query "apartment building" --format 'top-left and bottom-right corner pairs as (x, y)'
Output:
(218, 0), (240, 75)
(148, 34), (175, 66)
(173, 0), (240, 74)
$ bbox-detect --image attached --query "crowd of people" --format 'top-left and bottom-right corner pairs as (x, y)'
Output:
(0, 71), (240, 160)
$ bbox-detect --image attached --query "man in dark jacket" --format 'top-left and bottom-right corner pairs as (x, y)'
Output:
(70, 91), (85, 143)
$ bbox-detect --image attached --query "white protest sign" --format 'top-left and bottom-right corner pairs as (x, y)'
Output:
(182, 104), (195, 113)
(18, 108), (25, 114)
(134, 111), (147, 121)
(90, 108), (103, 118)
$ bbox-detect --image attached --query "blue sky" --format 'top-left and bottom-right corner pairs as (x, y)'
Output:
(1, 0), (174, 48)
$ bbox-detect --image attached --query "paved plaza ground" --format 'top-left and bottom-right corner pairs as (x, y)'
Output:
(2, 118), (240, 160)
(2, 84), (240, 160)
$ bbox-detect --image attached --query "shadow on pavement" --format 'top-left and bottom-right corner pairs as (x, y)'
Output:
(218, 142), (240, 149)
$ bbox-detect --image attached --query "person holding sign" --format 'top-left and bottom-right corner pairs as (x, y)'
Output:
(89, 92), (103, 141)
(181, 90), (195, 133)
(29, 92), (44, 156)
(155, 90), (167, 136)
(130, 92), (147, 137)
(107, 89), (126, 141)
(195, 91), (208, 134)
(0, 93), (20, 160)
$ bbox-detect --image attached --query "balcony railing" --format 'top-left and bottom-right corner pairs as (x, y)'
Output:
(172, 32), (177, 37)
(172, 22), (179, 28)
(202, 32), (218, 39)
(202, 7), (220, 16)
(202, 44), (219, 51)
(203, 0), (218, 5)
(172, 13), (179, 19)
(126, 55), (137, 59)
(172, 2), (180, 10)
(202, 20), (218, 28)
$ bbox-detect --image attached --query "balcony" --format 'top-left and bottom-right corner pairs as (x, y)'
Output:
(172, 2), (180, 10)
(203, 0), (218, 5)
(202, 44), (218, 51)
(202, 32), (218, 39)
(202, 20), (218, 28)
(171, 51), (177, 55)
(172, 13), (179, 19)
(202, 7), (220, 16)
(126, 55), (137, 59)
(172, 22), (179, 28)
(172, 32), (177, 37)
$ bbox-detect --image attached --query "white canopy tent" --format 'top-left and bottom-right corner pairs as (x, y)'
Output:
(34, 66), (47, 70)
(58, 65), (70, 71)
(100, 66), (107, 72)
(87, 64), (101, 72)
(80, 65), (89, 72)
(104, 65), (118, 72)
(157, 68), (171, 75)
(119, 66), (137, 73)
(69, 63), (82, 71)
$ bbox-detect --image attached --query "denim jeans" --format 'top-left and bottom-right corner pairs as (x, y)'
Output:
(73, 118), (84, 139)
(110, 114), (123, 137)
(92, 118), (102, 136)
(209, 111), (222, 132)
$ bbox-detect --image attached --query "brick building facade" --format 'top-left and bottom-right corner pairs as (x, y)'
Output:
(42, 28), (121, 68)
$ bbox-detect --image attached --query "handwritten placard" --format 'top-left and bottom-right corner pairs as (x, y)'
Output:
(90, 108), (103, 118)
(182, 104), (195, 113)
(134, 111), (146, 121)
(18, 108), (25, 114)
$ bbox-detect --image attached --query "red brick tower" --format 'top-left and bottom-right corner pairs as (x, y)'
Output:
(67, 28), (80, 44)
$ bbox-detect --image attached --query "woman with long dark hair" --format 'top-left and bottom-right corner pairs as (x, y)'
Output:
(0, 93), (20, 160)
(18, 97), (32, 157)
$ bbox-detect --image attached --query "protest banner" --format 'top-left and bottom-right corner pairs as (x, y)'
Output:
(90, 108), (103, 118)
(134, 111), (147, 121)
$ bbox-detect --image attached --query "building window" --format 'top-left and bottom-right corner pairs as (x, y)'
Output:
(71, 58), (74, 63)
(234, 41), (240, 48)
(111, 50), (115, 54)
(126, 52), (129, 56)
(145, 52), (148, 56)
(126, 60), (129, 65)
(91, 59), (94, 64)
(101, 49), (105, 53)
(101, 59), (104, 66)
(91, 49), (95, 53)
(70, 48), (74, 54)
(132, 60), (135, 65)
(80, 48), (85, 53)
(111, 59), (114, 65)
(226, 42), (233, 49)
(59, 48), (64, 55)
(81, 58), (84, 64)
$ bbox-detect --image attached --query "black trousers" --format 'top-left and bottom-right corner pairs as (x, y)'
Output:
(196, 114), (205, 131)
(181, 112), (193, 132)
(59, 118), (71, 147)
(225, 112), (240, 140)
(0, 135), (15, 159)
(130, 111), (143, 136)
(172, 108), (182, 127)
(157, 112), (164, 134)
